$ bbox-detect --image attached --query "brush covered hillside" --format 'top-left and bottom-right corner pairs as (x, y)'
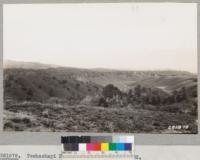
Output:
(3, 61), (198, 133)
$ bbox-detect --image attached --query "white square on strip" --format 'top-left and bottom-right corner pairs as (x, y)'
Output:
(79, 143), (86, 151)
(126, 136), (134, 143)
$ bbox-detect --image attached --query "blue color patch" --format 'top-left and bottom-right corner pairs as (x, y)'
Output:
(124, 143), (132, 151)
(116, 143), (125, 150)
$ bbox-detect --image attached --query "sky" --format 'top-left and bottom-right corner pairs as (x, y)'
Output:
(3, 3), (197, 73)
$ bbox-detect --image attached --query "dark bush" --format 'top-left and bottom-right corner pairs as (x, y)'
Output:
(11, 118), (22, 123)
(27, 89), (33, 96)
(38, 85), (42, 89)
(48, 89), (55, 97)
(60, 80), (67, 84)
(4, 122), (13, 129)
(102, 84), (121, 98)
(22, 117), (31, 124)
(76, 83), (80, 89)
(98, 97), (108, 107)
(134, 85), (141, 97)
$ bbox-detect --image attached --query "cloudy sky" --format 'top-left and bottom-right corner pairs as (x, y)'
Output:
(3, 3), (197, 73)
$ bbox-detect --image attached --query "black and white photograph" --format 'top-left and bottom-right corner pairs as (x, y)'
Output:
(3, 3), (197, 133)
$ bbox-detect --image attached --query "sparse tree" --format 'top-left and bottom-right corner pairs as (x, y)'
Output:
(98, 97), (108, 107)
(156, 95), (161, 104)
(151, 96), (157, 105)
(27, 88), (33, 96)
(135, 85), (141, 97)
(181, 87), (187, 100)
(127, 89), (133, 103)
(102, 84), (121, 98)
(48, 88), (55, 97)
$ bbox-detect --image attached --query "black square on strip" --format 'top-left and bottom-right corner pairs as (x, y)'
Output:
(71, 143), (79, 151)
(61, 136), (70, 144)
(80, 136), (91, 143)
(69, 136), (79, 143)
(63, 143), (72, 151)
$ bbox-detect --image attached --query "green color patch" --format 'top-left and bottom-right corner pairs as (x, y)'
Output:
(109, 143), (116, 151)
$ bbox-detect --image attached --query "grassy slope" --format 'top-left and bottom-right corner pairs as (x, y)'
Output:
(4, 102), (197, 133)
(4, 68), (101, 102)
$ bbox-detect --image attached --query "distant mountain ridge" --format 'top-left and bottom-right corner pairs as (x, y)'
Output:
(4, 60), (60, 69)
(4, 60), (194, 75)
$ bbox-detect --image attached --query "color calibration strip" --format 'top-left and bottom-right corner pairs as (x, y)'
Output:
(61, 136), (134, 152)
(63, 142), (132, 152)
(61, 136), (134, 160)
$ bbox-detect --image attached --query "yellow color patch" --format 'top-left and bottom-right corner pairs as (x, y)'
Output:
(101, 143), (109, 151)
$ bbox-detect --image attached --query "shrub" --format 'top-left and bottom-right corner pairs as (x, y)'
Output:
(98, 97), (108, 107)
(22, 117), (31, 124)
(4, 122), (13, 129)
(11, 118), (22, 123)
(76, 83), (80, 89)
(27, 89), (33, 96)
(38, 85), (42, 89)
(60, 80), (67, 84)
(48, 89), (55, 97)
(102, 84), (121, 98)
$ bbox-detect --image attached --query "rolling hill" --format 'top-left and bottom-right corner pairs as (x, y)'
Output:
(4, 60), (197, 103)
(4, 68), (101, 103)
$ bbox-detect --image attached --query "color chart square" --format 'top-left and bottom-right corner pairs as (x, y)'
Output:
(93, 144), (101, 151)
(116, 143), (125, 150)
(109, 143), (116, 151)
(124, 143), (132, 151)
(79, 143), (86, 151)
(87, 143), (93, 151)
(101, 143), (109, 151)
